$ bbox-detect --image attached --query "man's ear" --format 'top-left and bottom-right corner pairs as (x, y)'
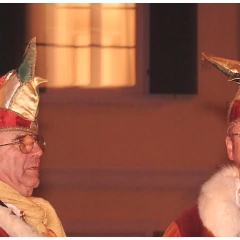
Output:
(226, 136), (234, 161)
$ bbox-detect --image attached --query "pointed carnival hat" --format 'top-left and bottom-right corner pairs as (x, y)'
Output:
(0, 37), (47, 134)
(202, 52), (240, 131)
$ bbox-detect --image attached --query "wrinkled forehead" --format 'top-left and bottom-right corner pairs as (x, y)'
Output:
(0, 130), (30, 141)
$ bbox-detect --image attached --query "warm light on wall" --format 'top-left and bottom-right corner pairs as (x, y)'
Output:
(27, 3), (136, 88)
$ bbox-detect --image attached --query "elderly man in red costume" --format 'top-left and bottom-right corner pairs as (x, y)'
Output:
(163, 54), (240, 237)
(0, 38), (66, 236)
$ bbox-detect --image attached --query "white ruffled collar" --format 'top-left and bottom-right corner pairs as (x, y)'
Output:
(198, 164), (240, 236)
(0, 204), (41, 236)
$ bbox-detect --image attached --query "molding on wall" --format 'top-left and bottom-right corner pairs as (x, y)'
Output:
(39, 166), (215, 236)
(64, 219), (163, 237)
(39, 166), (215, 190)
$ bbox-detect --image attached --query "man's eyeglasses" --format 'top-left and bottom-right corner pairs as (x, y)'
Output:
(232, 132), (240, 137)
(0, 134), (46, 154)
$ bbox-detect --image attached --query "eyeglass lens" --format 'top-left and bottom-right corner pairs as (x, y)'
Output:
(19, 135), (45, 153)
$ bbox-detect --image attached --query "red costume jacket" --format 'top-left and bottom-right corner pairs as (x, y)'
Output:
(163, 205), (213, 236)
(0, 228), (8, 237)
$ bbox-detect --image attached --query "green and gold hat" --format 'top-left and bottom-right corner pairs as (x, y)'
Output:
(0, 37), (47, 134)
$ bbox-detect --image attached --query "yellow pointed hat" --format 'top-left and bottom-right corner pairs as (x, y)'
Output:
(202, 52), (240, 130)
(0, 37), (47, 134)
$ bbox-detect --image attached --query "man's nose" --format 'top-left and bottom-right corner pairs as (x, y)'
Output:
(32, 142), (43, 156)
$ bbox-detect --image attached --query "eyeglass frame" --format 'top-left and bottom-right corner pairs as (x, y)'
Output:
(232, 132), (240, 137)
(0, 134), (46, 154)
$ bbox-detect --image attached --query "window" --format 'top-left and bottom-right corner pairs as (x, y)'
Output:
(27, 3), (137, 89)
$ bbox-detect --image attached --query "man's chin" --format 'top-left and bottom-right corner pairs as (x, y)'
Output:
(23, 176), (40, 189)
